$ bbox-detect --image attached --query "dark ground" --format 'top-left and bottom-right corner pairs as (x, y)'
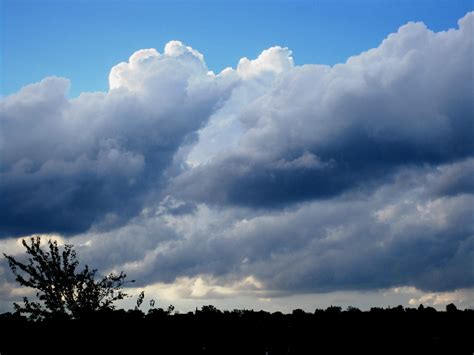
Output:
(1, 305), (472, 354)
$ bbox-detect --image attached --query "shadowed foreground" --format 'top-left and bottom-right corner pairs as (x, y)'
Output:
(1, 305), (473, 354)
(2, 238), (472, 354)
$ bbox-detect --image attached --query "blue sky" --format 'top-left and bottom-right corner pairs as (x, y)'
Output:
(2, 0), (472, 97)
(0, 1), (473, 312)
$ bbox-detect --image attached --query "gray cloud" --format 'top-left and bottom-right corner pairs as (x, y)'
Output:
(1, 14), (473, 303)
(171, 13), (474, 207)
(0, 42), (236, 237)
(68, 160), (473, 294)
(427, 158), (474, 197)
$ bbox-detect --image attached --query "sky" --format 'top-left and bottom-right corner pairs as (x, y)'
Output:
(2, 0), (472, 96)
(0, 0), (473, 313)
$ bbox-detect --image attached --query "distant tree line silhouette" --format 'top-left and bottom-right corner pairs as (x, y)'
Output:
(1, 237), (473, 355)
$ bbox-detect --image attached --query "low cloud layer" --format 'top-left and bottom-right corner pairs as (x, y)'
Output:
(1, 13), (473, 305)
(67, 160), (473, 295)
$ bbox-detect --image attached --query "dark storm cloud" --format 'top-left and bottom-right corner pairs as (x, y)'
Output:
(0, 42), (236, 237)
(427, 158), (474, 197)
(170, 13), (474, 207)
(1, 13), (473, 301)
(75, 161), (473, 293)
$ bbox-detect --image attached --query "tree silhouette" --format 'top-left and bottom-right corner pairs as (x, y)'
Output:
(446, 303), (458, 313)
(3, 236), (132, 320)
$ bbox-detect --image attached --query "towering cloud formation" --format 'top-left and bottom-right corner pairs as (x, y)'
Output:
(0, 41), (235, 236)
(171, 13), (474, 207)
(0, 13), (473, 301)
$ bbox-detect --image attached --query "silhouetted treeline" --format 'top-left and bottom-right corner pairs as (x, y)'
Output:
(1, 304), (472, 354)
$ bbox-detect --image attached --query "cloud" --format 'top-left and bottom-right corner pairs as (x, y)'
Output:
(408, 288), (474, 309)
(171, 12), (474, 207)
(236, 46), (294, 79)
(427, 158), (474, 197)
(0, 41), (236, 237)
(1, 13), (473, 308)
(61, 160), (473, 297)
(186, 45), (295, 167)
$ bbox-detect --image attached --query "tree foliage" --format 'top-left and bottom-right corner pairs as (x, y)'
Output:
(4, 236), (131, 320)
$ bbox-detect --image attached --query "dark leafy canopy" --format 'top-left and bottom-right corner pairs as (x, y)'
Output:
(4, 236), (132, 320)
